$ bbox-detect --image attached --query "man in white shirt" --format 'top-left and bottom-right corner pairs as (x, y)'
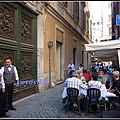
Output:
(62, 70), (88, 104)
(1, 58), (19, 111)
(79, 64), (83, 72)
(68, 61), (75, 78)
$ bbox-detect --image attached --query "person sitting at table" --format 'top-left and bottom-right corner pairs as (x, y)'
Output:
(87, 72), (110, 112)
(103, 68), (113, 89)
(62, 70), (88, 109)
(78, 70), (86, 84)
(88, 73), (102, 89)
(97, 69), (107, 85)
(83, 69), (91, 83)
(105, 71), (120, 109)
(87, 73), (102, 112)
(88, 73), (108, 102)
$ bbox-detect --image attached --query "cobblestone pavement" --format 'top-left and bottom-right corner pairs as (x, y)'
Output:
(5, 83), (120, 118)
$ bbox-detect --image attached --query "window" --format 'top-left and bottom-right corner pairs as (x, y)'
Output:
(93, 28), (96, 31)
(93, 23), (95, 26)
(93, 36), (95, 39)
(63, 2), (68, 7)
(82, 50), (84, 65)
(95, 39), (98, 43)
(73, 48), (76, 65)
(97, 22), (99, 25)
(83, 11), (86, 30)
(87, 20), (89, 35)
(73, 2), (79, 22)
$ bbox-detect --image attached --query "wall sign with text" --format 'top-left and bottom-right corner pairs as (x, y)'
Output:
(116, 14), (120, 26)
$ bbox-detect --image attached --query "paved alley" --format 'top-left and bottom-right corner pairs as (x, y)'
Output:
(5, 83), (120, 118)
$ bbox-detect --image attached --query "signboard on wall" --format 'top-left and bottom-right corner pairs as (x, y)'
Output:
(116, 14), (120, 26)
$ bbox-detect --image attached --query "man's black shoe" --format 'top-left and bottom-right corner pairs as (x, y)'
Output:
(5, 109), (9, 112)
(9, 106), (16, 110)
(4, 114), (11, 117)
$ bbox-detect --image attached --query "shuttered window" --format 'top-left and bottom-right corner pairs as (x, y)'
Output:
(62, 2), (68, 7)
(56, 29), (63, 43)
(73, 40), (77, 48)
(73, 2), (79, 22)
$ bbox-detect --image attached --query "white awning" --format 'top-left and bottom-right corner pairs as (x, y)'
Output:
(84, 39), (120, 59)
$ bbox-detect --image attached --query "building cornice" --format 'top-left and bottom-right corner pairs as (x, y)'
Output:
(18, 1), (89, 43)
(19, 1), (44, 15)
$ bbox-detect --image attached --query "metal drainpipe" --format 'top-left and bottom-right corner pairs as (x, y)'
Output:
(49, 47), (51, 88)
(48, 41), (53, 88)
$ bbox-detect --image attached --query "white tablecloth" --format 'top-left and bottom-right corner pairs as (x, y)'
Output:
(100, 84), (107, 98)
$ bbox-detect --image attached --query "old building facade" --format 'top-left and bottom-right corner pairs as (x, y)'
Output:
(0, 1), (91, 101)
(111, 2), (120, 69)
(38, 1), (92, 91)
(111, 2), (120, 40)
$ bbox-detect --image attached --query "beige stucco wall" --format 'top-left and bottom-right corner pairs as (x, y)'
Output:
(36, 2), (91, 92)
(43, 12), (89, 87)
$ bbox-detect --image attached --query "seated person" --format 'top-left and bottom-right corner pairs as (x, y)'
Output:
(106, 71), (120, 109)
(88, 73), (107, 101)
(62, 70), (88, 109)
(78, 70), (86, 84)
(88, 73), (102, 89)
(83, 70), (91, 83)
(103, 68), (113, 89)
(97, 69), (107, 85)
(88, 73), (108, 112)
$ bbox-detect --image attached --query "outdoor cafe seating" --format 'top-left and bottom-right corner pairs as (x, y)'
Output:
(62, 84), (107, 115)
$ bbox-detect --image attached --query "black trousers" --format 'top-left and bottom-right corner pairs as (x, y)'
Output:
(0, 88), (6, 117)
(5, 82), (14, 108)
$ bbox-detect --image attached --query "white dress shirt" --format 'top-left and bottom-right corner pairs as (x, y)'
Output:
(1, 65), (19, 81)
(0, 69), (5, 88)
(68, 64), (75, 71)
(79, 67), (83, 72)
(88, 80), (102, 88)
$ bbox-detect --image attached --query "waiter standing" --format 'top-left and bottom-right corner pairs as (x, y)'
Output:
(1, 58), (19, 111)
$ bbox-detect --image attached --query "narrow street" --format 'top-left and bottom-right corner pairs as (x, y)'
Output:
(0, 1), (120, 119)
(6, 83), (120, 118)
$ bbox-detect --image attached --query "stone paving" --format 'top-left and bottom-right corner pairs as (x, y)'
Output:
(5, 83), (120, 118)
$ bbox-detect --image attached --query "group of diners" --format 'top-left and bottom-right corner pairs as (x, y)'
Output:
(62, 68), (120, 112)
